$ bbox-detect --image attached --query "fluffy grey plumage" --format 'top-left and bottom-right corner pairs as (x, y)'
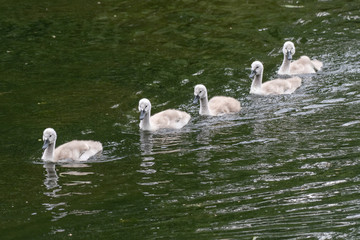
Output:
(138, 98), (191, 131)
(41, 128), (102, 162)
(278, 41), (323, 75)
(193, 84), (241, 116)
(250, 61), (302, 95)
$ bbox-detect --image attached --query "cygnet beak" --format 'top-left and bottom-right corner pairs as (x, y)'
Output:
(287, 51), (292, 60)
(139, 110), (146, 120)
(249, 70), (256, 79)
(193, 95), (200, 104)
(42, 139), (50, 150)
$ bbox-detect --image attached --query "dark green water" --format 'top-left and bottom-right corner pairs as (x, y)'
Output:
(1, 0), (359, 239)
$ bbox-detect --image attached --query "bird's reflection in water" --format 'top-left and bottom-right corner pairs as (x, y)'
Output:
(43, 162), (64, 220)
(139, 131), (156, 175)
(140, 131), (153, 155)
(42, 161), (95, 222)
(140, 130), (187, 156)
(43, 162), (93, 193)
(43, 162), (59, 191)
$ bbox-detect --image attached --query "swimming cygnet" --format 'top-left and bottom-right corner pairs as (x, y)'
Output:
(250, 61), (302, 95)
(138, 98), (191, 131)
(278, 41), (323, 75)
(41, 128), (103, 162)
(193, 84), (241, 116)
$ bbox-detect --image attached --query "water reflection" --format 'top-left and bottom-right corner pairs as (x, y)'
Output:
(138, 131), (162, 190)
(42, 162), (95, 222)
(139, 130), (190, 155)
(140, 131), (153, 155)
(43, 162), (59, 190)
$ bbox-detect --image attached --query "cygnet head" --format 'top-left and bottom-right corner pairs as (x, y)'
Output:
(249, 61), (264, 78)
(193, 84), (208, 103)
(42, 128), (57, 150)
(283, 41), (295, 60)
(138, 98), (151, 120)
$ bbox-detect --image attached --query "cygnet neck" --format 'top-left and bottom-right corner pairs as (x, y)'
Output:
(140, 110), (152, 130)
(199, 95), (212, 115)
(251, 70), (263, 93)
(42, 142), (55, 161)
(279, 54), (291, 74)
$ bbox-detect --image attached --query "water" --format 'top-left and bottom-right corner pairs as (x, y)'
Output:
(0, 0), (359, 239)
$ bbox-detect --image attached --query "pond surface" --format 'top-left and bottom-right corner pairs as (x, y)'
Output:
(1, 0), (359, 239)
